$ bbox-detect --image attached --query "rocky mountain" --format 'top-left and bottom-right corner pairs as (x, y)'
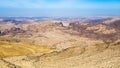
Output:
(69, 18), (120, 43)
(0, 18), (120, 68)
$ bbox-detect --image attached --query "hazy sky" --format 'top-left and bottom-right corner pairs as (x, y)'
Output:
(0, 0), (120, 17)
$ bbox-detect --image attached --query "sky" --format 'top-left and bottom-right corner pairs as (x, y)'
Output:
(0, 0), (120, 17)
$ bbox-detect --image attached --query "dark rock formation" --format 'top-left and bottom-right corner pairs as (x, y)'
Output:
(0, 27), (25, 36)
(55, 22), (64, 27)
(68, 22), (120, 43)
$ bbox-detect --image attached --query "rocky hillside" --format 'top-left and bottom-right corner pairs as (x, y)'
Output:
(1, 40), (120, 68)
(68, 18), (120, 43)
(0, 18), (120, 68)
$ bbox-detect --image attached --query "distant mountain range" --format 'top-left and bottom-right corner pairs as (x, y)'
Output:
(0, 17), (120, 68)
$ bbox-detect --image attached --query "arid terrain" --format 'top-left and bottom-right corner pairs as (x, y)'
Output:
(0, 17), (120, 68)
